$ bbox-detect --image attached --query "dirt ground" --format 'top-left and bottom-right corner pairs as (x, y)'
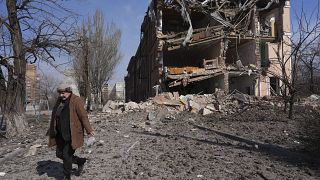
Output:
(0, 104), (320, 179)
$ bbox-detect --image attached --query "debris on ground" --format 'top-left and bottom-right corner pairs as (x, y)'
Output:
(0, 93), (320, 179)
(100, 91), (292, 117)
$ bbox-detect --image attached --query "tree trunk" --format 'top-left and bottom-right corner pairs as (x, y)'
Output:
(4, 0), (28, 136)
(284, 99), (288, 112)
(0, 67), (6, 111)
(288, 55), (298, 119)
(84, 40), (91, 112)
(4, 113), (28, 136)
(44, 94), (50, 110)
(282, 86), (288, 112)
(101, 88), (105, 105)
(288, 91), (295, 119)
(80, 29), (91, 112)
(309, 62), (314, 93)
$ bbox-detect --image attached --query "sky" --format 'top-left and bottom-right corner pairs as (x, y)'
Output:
(291, 0), (320, 28)
(1, 0), (319, 84)
(39, 0), (151, 83)
(64, 0), (151, 83)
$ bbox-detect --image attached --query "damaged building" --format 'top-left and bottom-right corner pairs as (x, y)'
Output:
(125, 0), (291, 102)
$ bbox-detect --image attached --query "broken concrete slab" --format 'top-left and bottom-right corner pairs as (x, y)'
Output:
(125, 102), (140, 111)
(107, 100), (118, 110)
(147, 111), (156, 121)
(139, 101), (153, 110)
(153, 94), (181, 106)
(24, 144), (42, 157)
(189, 100), (201, 113)
(206, 104), (217, 111)
(113, 109), (123, 114)
(168, 92), (174, 100)
(102, 106), (112, 113)
(203, 108), (214, 116)
(308, 94), (320, 101)
(232, 93), (253, 104)
(173, 92), (180, 101)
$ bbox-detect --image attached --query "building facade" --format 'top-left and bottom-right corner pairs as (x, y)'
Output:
(126, 0), (291, 102)
(106, 82), (126, 101)
(26, 64), (39, 106)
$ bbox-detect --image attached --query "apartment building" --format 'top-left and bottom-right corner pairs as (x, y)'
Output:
(125, 0), (291, 102)
(26, 64), (39, 106)
(105, 82), (126, 101)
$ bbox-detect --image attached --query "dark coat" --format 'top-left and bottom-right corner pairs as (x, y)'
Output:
(48, 94), (93, 150)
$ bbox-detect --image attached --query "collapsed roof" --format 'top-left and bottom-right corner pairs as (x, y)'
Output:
(125, 0), (289, 102)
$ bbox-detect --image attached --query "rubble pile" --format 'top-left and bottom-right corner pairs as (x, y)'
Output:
(102, 100), (154, 114)
(298, 94), (320, 111)
(102, 90), (285, 116)
(1, 95), (320, 179)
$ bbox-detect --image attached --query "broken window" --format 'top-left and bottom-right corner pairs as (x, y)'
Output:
(229, 75), (256, 95)
(270, 76), (280, 95)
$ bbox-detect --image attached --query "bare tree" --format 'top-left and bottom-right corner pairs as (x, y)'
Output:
(299, 38), (320, 94)
(39, 73), (61, 110)
(294, 1), (320, 95)
(73, 22), (91, 110)
(73, 10), (121, 109)
(265, 2), (320, 119)
(0, 0), (77, 136)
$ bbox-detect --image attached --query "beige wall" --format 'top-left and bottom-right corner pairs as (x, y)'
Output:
(267, 42), (283, 77)
(282, 1), (292, 81)
(283, 1), (291, 33)
(256, 75), (269, 97)
(26, 64), (38, 104)
(257, 1), (291, 97)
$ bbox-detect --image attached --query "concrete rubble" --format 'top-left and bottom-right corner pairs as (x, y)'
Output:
(1, 94), (320, 179)
(296, 94), (320, 112)
(100, 90), (305, 117)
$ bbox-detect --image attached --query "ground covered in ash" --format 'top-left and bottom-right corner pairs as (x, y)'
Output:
(0, 104), (320, 179)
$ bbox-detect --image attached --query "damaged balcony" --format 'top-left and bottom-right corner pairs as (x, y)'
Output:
(126, 0), (290, 102)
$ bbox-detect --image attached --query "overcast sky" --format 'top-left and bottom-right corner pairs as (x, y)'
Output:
(1, 0), (319, 84)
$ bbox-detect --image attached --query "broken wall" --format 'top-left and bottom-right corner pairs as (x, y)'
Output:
(125, 13), (160, 102)
(230, 75), (256, 95)
(164, 41), (221, 68)
(170, 74), (225, 95)
(257, 1), (291, 97)
(126, 0), (291, 102)
(256, 75), (270, 96)
(226, 41), (256, 66)
(259, 8), (280, 37)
